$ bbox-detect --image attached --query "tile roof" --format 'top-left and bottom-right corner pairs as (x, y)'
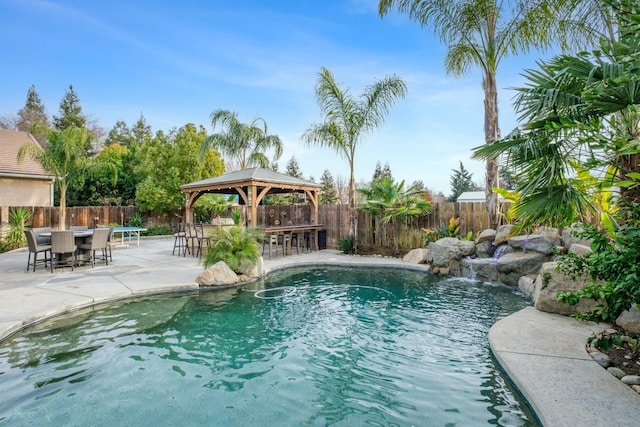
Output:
(0, 129), (51, 178)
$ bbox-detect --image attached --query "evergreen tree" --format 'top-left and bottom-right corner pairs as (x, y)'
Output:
(319, 169), (338, 204)
(53, 85), (86, 130)
(16, 85), (49, 143)
(372, 161), (394, 183)
(448, 161), (476, 202)
(285, 155), (303, 178)
(104, 120), (133, 147)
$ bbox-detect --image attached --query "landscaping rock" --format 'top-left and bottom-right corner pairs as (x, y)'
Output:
(196, 261), (240, 287)
(461, 258), (499, 282)
(592, 352), (611, 368)
(494, 225), (514, 246)
(561, 224), (592, 248)
(621, 375), (640, 385)
(428, 238), (474, 275)
(536, 226), (561, 246)
(608, 367), (627, 379)
(474, 240), (494, 258)
(518, 275), (536, 300)
(493, 244), (514, 259)
(402, 248), (429, 264)
(508, 234), (554, 255)
(532, 262), (603, 316)
(616, 305), (640, 334)
(237, 257), (264, 278)
(475, 229), (496, 244)
(568, 243), (592, 256)
(496, 251), (549, 287)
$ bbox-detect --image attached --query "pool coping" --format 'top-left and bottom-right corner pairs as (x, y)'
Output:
(1, 237), (638, 425)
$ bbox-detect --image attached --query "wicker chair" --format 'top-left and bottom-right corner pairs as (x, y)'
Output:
(51, 230), (78, 272)
(24, 229), (51, 272)
(78, 228), (110, 267)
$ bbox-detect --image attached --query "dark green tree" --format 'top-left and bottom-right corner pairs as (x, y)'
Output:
(17, 85), (49, 144)
(319, 169), (338, 204)
(136, 124), (224, 214)
(372, 161), (393, 183)
(53, 85), (86, 131)
(285, 155), (303, 178)
(448, 161), (476, 202)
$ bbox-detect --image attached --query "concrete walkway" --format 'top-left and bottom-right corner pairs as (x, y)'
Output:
(1, 237), (638, 425)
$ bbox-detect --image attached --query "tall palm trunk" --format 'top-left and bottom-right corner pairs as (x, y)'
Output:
(483, 70), (501, 229)
(58, 181), (67, 230)
(349, 160), (358, 253)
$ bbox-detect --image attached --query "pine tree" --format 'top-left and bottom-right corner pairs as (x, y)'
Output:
(53, 85), (87, 131)
(319, 169), (338, 204)
(285, 155), (303, 178)
(372, 161), (393, 183)
(448, 161), (477, 202)
(16, 85), (49, 144)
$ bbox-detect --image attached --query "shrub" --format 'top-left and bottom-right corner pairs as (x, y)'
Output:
(202, 226), (263, 272)
(557, 202), (640, 322)
(338, 236), (355, 254)
(145, 225), (172, 236)
(3, 207), (31, 250)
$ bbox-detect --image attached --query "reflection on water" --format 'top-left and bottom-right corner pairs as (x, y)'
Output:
(0, 267), (537, 426)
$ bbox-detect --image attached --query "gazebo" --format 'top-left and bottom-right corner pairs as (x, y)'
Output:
(180, 167), (321, 227)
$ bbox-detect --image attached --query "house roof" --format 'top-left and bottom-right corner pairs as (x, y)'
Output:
(457, 191), (505, 203)
(181, 167), (321, 190)
(0, 129), (51, 179)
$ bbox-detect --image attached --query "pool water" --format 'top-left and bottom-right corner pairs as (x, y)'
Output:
(0, 267), (537, 426)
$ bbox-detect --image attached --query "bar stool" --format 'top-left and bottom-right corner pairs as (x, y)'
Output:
(279, 233), (291, 255)
(292, 232), (305, 254)
(172, 223), (187, 256)
(262, 234), (279, 259)
(304, 231), (315, 252)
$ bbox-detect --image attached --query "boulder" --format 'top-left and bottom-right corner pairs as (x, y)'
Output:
(493, 244), (514, 259)
(536, 226), (561, 246)
(474, 240), (495, 258)
(532, 261), (603, 315)
(568, 243), (592, 256)
(508, 234), (554, 255)
(237, 256), (264, 278)
(196, 261), (240, 287)
(475, 229), (496, 244)
(561, 224), (592, 248)
(497, 251), (549, 287)
(518, 275), (536, 299)
(495, 225), (514, 246)
(462, 258), (499, 282)
(402, 248), (429, 264)
(616, 305), (640, 334)
(428, 238), (474, 276)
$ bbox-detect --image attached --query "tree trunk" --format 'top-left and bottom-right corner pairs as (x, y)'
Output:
(483, 71), (501, 229)
(58, 182), (67, 230)
(349, 161), (358, 253)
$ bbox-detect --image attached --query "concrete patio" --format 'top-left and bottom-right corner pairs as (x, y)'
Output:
(1, 236), (638, 426)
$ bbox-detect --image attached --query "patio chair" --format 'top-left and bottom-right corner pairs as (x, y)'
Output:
(78, 228), (110, 267)
(96, 225), (114, 262)
(51, 230), (78, 272)
(24, 229), (51, 272)
(32, 227), (52, 245)
(172, 223), (187, 256)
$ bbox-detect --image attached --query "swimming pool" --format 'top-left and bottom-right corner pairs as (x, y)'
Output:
(0, 267), (537, 425)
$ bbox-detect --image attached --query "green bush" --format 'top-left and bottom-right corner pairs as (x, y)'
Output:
(337, 236), (355, 254)
(145, 226), (172, 236)
(3, 207), (31, 250)
(202, 226), (263, 272)
(557, 202), (640, 322)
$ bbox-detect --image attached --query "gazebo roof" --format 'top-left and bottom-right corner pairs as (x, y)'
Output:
(181, 167), (321, 192)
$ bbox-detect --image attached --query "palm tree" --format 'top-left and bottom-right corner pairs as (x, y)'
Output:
(472, 2), (640, 228)
(17, 127), (90, 230)
(359, 177), (432, 255)
(202, 109), (283, 170)
(302, 67), (407, 250)
(377, 0), (583, 229)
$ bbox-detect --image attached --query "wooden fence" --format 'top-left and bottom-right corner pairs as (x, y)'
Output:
(2, 202), (502, 250)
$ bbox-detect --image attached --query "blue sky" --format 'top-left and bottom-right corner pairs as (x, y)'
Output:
(0, 0), (553, 196)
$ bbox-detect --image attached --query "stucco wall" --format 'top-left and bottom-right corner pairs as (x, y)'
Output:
(0, 177), (53, 207)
